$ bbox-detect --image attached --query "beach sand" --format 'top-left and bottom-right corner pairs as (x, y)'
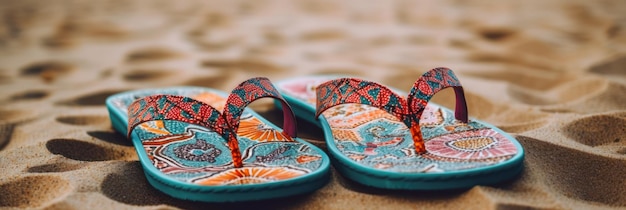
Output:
(0, 0), (625, 209)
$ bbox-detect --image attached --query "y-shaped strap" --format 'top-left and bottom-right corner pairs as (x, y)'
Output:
(406, 67), (468, 153)
(220, 77), (298, 167)
(222, 77), (297, 137)
(315, 67), (468, 154)
(127, 77), (297, 168)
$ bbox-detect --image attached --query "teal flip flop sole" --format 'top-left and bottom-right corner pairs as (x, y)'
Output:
(275, 74), (524, 190)
(106, 86), (330, 202)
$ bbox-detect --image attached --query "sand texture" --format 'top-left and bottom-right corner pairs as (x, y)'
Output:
(0, 0), (625, 209)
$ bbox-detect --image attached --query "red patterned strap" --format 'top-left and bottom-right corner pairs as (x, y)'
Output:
(127, 94), (240, 166)
(222, 77), (297, 137)
(127, 77), (298, 168)
(219, 77), (298, 167)
(127, 95), (224, 138)
(315, 78), (409, 121)
(315, 67), (468, 154)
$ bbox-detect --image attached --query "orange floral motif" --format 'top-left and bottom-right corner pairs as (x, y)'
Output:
(237, 117), (294, 142)
(297, 155), (321, 163)
(196, 167), (306, 185)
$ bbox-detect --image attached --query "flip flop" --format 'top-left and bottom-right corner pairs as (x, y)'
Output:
(105, 77), (330, 202)
(275, 67), (524, 190)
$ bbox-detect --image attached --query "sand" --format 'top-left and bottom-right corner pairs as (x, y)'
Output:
(0, 0), (625, 209)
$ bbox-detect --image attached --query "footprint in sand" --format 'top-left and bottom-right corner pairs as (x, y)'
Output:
(0, 109), (39, 151)
(478, 27), (516, 42)
(19, 61), (75, 83)
(30, 136), (135, 173)
(56, 115), (109, 127)
(56, 89), (129, 106)
(201, 58), (286, 73)
(517, 136), (626, 206)
(0, 175), (71, 208)
(590, 55), (626, 77)
(122, 69), (175, 82)
(56, 115), (129, 145)
(9, 90), (49, 101)
(589, 55), (626, 87)
(86, 131), (132, 147)
(125, 47), (184, 63)
(0, 123), (15, 150)
(56, 115), (126, 145)
(45, 138), (134, 161)
(562, 113), (626, 154)
(27, 161), (85, 173)
(28, 121), (133, 173)
(100, 162), (182, 206)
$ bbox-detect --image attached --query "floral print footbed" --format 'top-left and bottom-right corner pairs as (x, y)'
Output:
(110, 88), (324, 185)
(278, 78), (518, 173)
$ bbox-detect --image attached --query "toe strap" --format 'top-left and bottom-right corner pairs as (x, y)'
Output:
(127, 95), (224, 138)
(221, 77), (298, 138)
(407, 67), (468, 125)
(220, 77), (298, 168)
(406, 67), (468, 153)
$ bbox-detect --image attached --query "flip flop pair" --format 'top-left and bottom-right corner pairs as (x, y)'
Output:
(106, 78), (330, 202)
(275, 67), (524, 190)
(106, 68), (524, 202)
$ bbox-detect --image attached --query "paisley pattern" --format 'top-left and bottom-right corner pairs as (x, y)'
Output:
(277, 68), (518, 173)
(112, 83), (324, 185)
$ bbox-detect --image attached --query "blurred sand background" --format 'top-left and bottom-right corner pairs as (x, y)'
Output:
(0, 0), (625, 209)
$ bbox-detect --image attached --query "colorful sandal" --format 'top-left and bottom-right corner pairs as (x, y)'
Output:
(275, 68), (524, 190)
(105, 77), (330, 202)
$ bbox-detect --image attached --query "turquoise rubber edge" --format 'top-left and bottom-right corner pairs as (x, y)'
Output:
(275, 77), (525, 190)
(105, 87), (331, 202)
